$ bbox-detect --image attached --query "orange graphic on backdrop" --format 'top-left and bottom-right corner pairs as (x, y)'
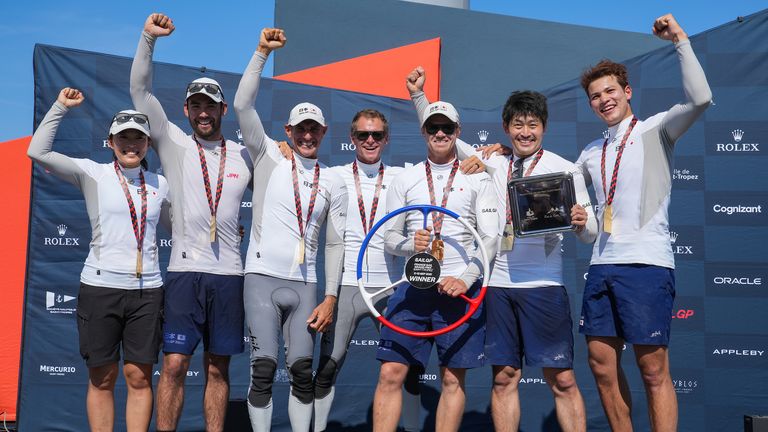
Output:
(275, 38), (441, 102)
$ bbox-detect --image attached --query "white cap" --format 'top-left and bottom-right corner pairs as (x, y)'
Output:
(186, 77), (225, 103)
(109, 110), (151, 136)
(288, 102), (326, 127)
(421, 101), (460, 126)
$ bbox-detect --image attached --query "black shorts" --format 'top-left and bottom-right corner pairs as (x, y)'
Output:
(76, 283), (164, 368)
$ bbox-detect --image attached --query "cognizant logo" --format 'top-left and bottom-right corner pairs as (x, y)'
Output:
(712, 204), (762, 215)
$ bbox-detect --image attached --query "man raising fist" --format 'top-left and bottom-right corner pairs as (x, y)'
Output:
(131, 13), (254, 432)
(233, 28), (347, 432)
(576, 14), (711, 431)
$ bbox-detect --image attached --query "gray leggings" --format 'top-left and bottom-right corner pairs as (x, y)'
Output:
(320, 284), (387, 365)
(244, 273), (316, 399)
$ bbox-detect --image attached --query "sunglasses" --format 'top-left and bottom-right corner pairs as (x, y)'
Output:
(424, 123), (457, 135)
(187, 83), (222, 97)
(353, 130), (386, 141)
(112, 113), (150, 126)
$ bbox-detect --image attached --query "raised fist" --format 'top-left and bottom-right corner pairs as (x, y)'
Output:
(406, 66), (426, 94)
(144, 13), (175, 37)
(652, 14), (687, 43)
(258, 28), (287, 55)
(57, 87), (84, 108)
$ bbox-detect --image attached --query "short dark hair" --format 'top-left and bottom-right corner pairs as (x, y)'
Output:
(502, 91), (548, 128)
(580, 60), (630, 94)
(350, 109), (389, 136)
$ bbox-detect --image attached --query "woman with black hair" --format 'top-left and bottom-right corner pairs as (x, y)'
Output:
(28, 87), (170, 431)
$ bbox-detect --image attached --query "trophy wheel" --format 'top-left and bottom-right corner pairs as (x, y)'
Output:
(356, 204), (490, 338)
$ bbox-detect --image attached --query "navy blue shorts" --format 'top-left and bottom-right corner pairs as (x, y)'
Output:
(376, 281), (485, 369)
(485, 286), (574, 369)
(579, 264), (675, 346)
(162, 272), (245, 356)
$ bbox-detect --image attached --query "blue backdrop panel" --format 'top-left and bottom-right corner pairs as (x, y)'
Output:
(21, 9), (768, 431)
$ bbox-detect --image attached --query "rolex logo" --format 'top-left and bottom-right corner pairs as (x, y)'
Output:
(477, 130), (489, 143)
(669, 231), (678, 244)
(236, 129), (243, 141)
(732, 129), (744, 143)
(45, 224), (80, 246)
(602, 130), (610, 140)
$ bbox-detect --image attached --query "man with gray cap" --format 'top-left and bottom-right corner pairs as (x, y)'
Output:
(233, 28), (347, 432)
(372, 99), (500, 432)
(130, 13), (253, 432)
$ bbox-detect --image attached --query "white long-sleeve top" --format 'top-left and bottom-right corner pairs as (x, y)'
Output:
(28, 101), (170, 289)
(576, 40), (712, 269)
(131, 31), (253, 276)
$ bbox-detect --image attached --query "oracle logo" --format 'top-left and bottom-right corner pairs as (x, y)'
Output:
(713, 277), (762, 286)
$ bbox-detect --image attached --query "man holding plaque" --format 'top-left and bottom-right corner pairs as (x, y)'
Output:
(372, 101), (500, 432)
(575, 14), (712, 431)
(408, 70), (597, 432)
(233, 28), (348, 432)
(131, 13), (253, 431)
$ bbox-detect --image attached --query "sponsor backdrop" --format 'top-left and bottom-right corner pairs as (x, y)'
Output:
(20, 9), (768, 432)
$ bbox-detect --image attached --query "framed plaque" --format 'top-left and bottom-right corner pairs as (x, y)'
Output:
(508, 172), (576, 238)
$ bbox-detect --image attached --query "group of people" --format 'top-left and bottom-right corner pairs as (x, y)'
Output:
(28, 11), (711, 432)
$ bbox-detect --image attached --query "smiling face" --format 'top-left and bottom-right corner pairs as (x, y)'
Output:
(351, 116), (388, 164)
(284, 119), (328, 159)
(422, 114), (460, 164)
(184, 94), (227, 140)
(109, 129), (150, 168)
(505, 114), (545, 158)
(587, 75), (633, 126)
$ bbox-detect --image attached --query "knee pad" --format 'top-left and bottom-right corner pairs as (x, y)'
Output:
(314, 356), (339, 399)
(248, 358), (277, 408)
(404, 365), (424, 395)
(288, 357), (314, 404)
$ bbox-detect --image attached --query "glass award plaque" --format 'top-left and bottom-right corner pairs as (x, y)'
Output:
(507, 172), (576, 238)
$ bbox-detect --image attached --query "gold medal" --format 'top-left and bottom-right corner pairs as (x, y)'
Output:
(296, 238), (305, 265)
(210, 215), (217, 242)
(431, 238), (445, 261)
(136, 249), (143, 278)
(603, 205), (613, 234)
(500, 223), (516, 251)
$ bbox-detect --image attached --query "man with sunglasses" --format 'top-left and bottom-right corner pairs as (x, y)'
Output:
(233, 28), (348, 432)
(307, 109), (428, 432)
(130, 13), (253, 432)
(575, 15), (711, 431)
(408, 67), (597, 432)
(372, 100), (500, 432)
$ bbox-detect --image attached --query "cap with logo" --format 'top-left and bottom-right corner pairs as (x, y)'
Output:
(109, 110), (151, 136)
(288, 102), (326, 127)
(421, 101), (460, 126)
(186, 77), (225, 103)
